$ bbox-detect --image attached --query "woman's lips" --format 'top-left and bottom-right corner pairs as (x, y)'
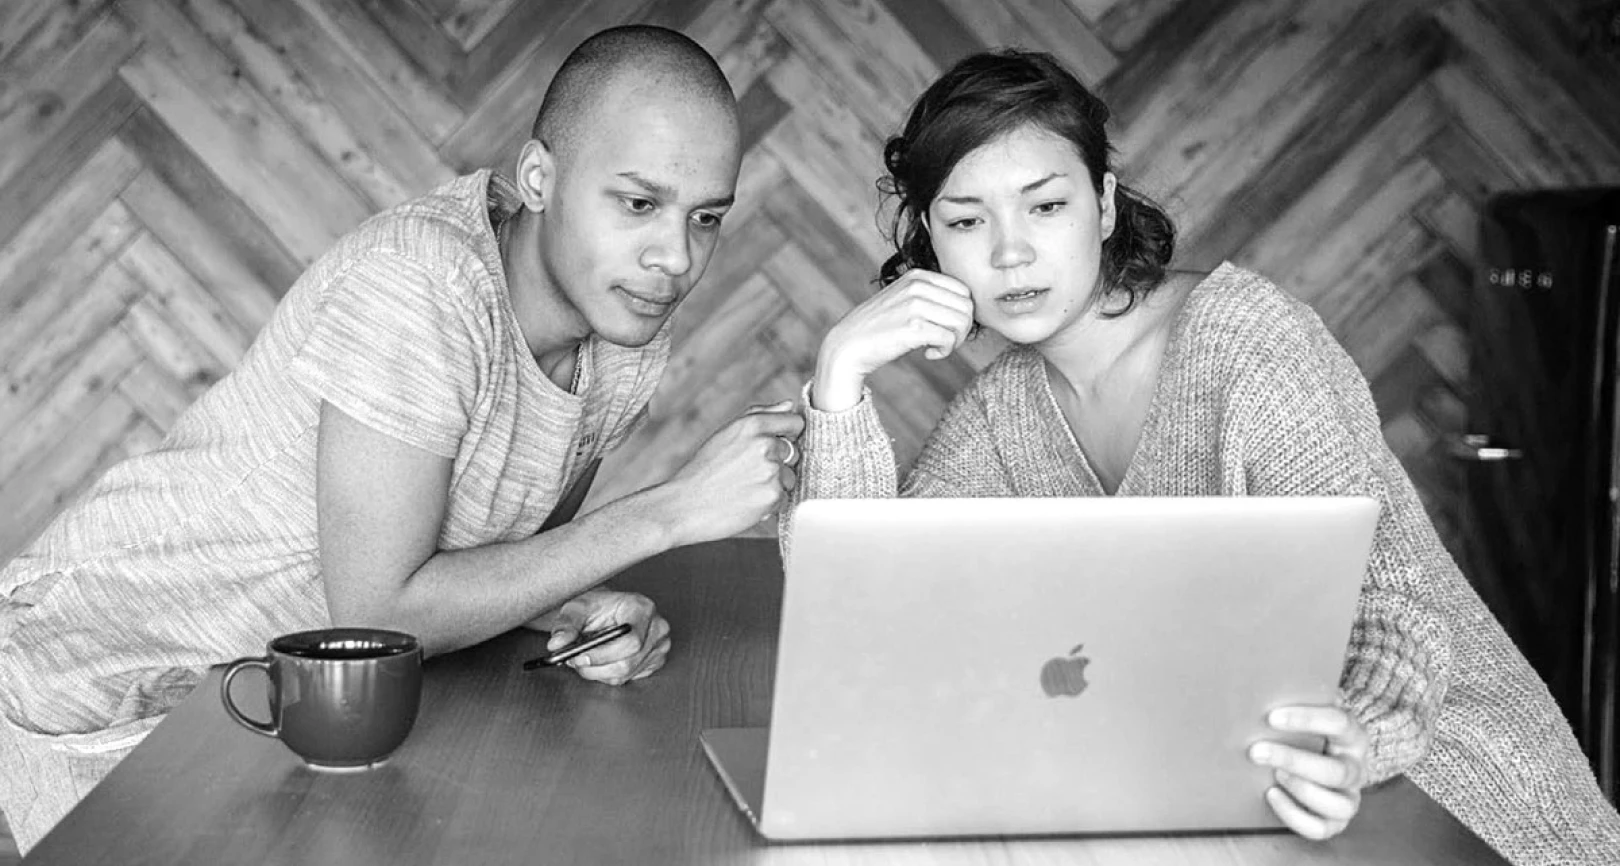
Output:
(993, 287), (1049, 314)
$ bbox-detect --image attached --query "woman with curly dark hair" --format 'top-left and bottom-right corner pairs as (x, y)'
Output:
(787, 49), (1620, 863)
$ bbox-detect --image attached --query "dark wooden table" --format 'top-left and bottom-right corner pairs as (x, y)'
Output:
(24, 539), (1508, 865)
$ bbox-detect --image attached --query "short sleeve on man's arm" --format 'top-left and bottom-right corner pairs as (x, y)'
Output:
(290, 253), (483, 459)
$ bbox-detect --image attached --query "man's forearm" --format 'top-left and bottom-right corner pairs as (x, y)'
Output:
(342, 484), (689, 657)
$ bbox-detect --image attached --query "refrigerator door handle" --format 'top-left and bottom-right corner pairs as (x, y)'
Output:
(1449, 434), (1525, 462)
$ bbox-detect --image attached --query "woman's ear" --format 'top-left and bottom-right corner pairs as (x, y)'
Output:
(513, 139), (556, 214)
(1099, 172), (1118, 241)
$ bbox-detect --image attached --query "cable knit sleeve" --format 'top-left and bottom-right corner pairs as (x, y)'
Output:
(1230, 310), (1452, 786)
(780, 379), (1014, 561)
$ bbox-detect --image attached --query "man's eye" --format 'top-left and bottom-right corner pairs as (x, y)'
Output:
(622, 197), (655, 214)
(693, 212), (723, 230)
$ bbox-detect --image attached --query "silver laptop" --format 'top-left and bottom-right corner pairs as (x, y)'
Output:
(701, 495), (1380, 841)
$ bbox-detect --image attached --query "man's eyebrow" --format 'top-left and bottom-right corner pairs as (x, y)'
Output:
(938, 172), (1066, 205)
(618, 171), (735, 209)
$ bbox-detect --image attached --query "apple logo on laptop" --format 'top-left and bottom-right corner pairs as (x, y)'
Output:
(1040, 644), (1091, 698)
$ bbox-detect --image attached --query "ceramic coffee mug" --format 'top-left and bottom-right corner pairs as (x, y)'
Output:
(220, 627), (422, 771)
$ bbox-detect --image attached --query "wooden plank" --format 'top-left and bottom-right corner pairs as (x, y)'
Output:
(120, 170), (281, 335)
(736, 78), (791, 152)
(765, 0), (939, 138)
(194, 0), (455, 211)
(178, 0), (408, 210)
(1113, 0), (1352, 187)
(661, 271), (790, 401)
(1309, 214), (1443, 340)
(0, 264), (145, 432)
(876, 0), (983, 70)
(1175, 15), (1451, 269)
(1435, 0), (1620, 179)
(441, 2), (591, 106)
(674, 216), (789, 346)
(435, 0), (650, 173)
(1476, 0), (1620, 149)
(759, 55), (887, 265)
(1428, 65), (1570, 189)
(996, 0), (1117, 84)
(1413, 248), (1474, 336)
(1368, 344), (1444, 435)
(1422, 125), (1518, 207)
(1096, 0), (1246, 128)
(0, 0), (111, 76)
(757, 171), (886, 302)
(1339, 274), (1444, 381)
(756, 293), (821, 378)
(1243, 157), (1447, 311)
(932, 0), (1048, 52)
(0, 137), (143, 314)
(0, 322), (141, 487)
(0, 199), (142, 372)
(118, 359), (202, 432)
(117, 106), (304, 297)
(285, 0), (465, 145)
(0, 386), (147, 565)
(1233, 85), (1445, 285)
(1090, 0), (1182, 53)
(1146, 0), (1427, 245)
(684, 0), (783, 95)
(355, 0), (464, 95)
(119, 295), (229, 395)
(1414, 191), (1479, 264)
(0, 10), (138, 191)
(416, 0), (521, 51)
(1415, 320), (1468, 391)
(116, 0), (374, 266)
(117, 234), (255, 369)
(0, 75), (141, 252)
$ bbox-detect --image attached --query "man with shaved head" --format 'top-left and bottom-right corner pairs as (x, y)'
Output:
(0, 26), (800, 851)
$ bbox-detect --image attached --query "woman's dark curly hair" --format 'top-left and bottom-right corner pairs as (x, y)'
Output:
(878, 49), (1175, 316)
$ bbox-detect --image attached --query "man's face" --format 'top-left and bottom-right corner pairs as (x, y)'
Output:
(537, 93), (740, 348)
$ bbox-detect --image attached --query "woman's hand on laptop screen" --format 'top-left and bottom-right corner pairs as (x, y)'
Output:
(1247, 704), (1370, 841)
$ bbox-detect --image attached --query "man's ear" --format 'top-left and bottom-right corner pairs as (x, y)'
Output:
(1099, 172), (1117, 241)
(514, 139), (556, 213)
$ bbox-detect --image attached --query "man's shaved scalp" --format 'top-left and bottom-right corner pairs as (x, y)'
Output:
(533, 25), (736, 160)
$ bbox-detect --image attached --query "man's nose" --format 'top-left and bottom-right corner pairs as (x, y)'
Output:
(641, 221), (693, 277)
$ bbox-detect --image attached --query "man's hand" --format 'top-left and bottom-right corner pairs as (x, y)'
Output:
(527, 588), (670, 685)
(1249, 704), (1370, 840)
(659, 401), (804, 544)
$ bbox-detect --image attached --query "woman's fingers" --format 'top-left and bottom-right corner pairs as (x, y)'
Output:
(1274, 768), (1360, 823)
(1250, 741), (1362, 791)
(1265, 784), (1352, 841)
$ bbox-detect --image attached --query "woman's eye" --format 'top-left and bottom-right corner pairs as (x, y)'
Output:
(1033, 201), (1067, 215)
(946, 217), (980, 230)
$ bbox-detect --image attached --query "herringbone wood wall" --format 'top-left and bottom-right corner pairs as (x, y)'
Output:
(4, 0), (1620, 601)
(0, 0), (1618, 858)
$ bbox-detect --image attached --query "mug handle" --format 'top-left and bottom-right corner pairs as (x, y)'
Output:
(220, 657), (277, 737)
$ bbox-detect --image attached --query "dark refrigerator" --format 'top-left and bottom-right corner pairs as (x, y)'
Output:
(1458, 187), (1620, 802)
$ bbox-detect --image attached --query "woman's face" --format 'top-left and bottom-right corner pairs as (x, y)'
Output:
(925, 125), (1116, 345)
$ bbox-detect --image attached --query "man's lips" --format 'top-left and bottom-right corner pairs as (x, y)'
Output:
(616, 285), (678, 310)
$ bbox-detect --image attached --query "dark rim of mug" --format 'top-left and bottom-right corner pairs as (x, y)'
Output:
(271, 628), (420, 659)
